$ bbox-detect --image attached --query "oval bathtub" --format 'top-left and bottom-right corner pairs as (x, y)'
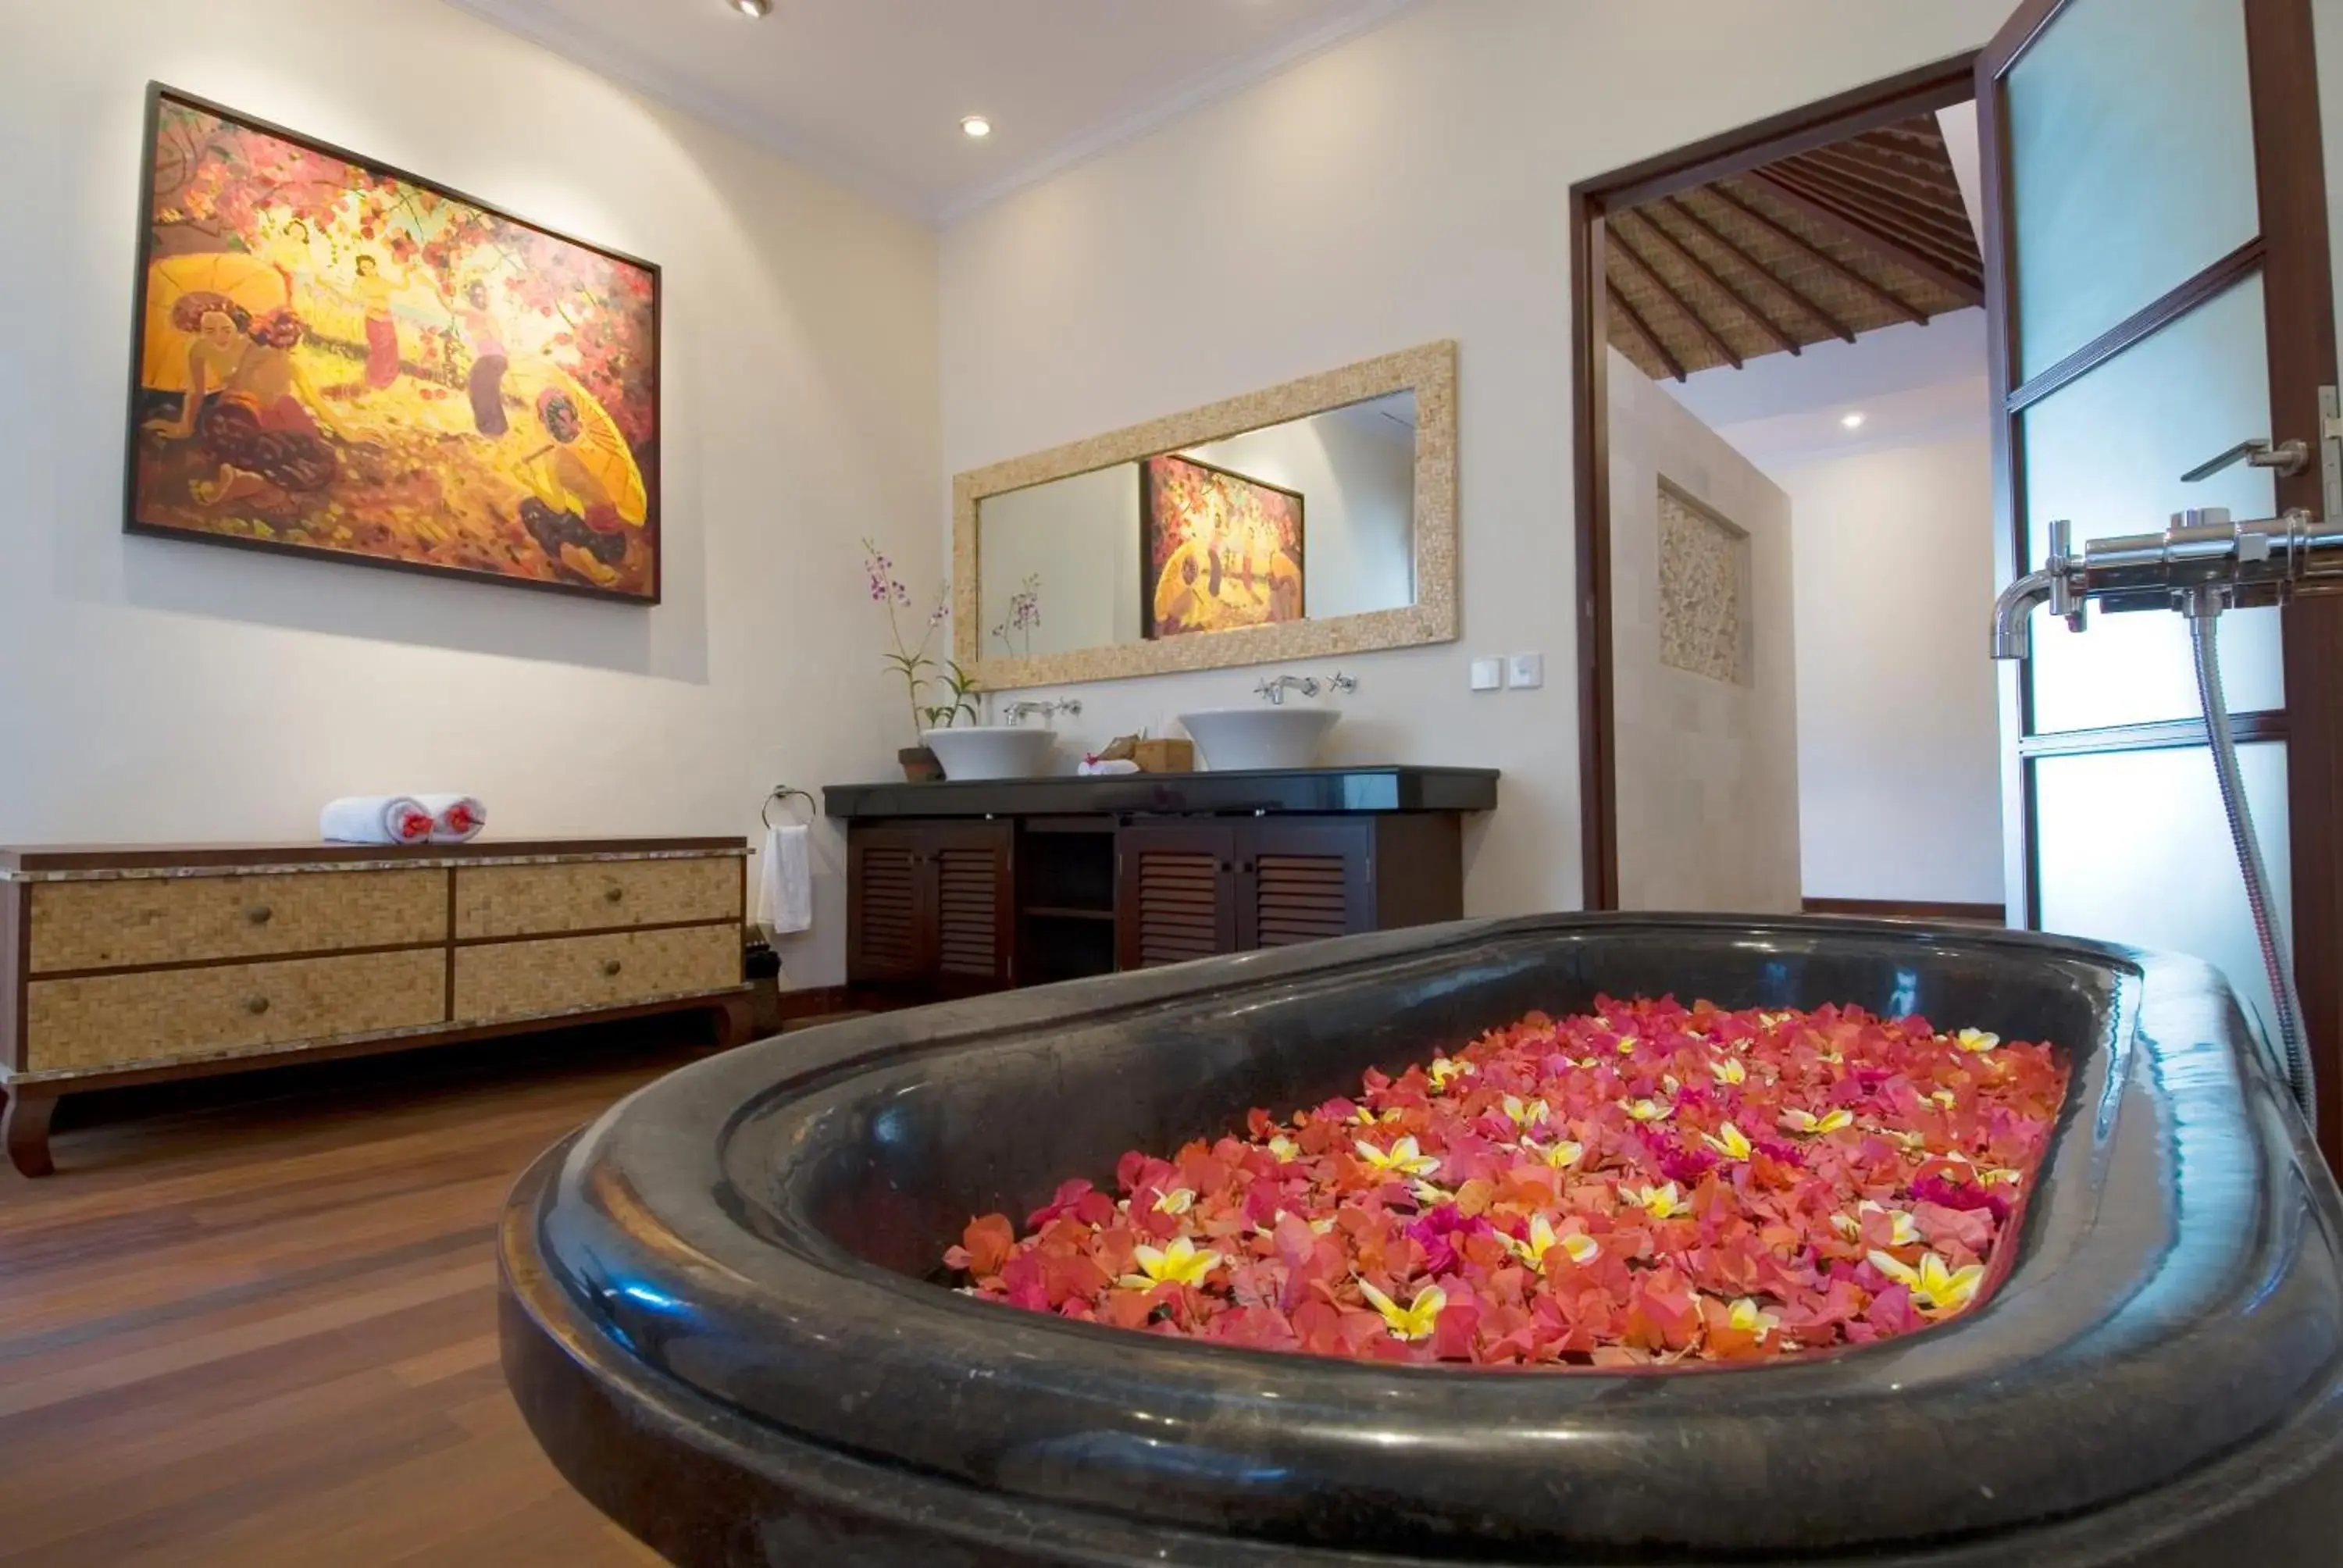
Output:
(498, 914), (2343, 1565)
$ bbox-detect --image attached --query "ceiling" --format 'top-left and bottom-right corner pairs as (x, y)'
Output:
(1606, 113), (1985, 383)
(444, 0), (1418, 224)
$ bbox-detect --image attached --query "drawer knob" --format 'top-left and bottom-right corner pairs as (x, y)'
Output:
(604, 886), (626, 904)
(244, 996), (271, 1016)
(601, 958), (623, 977)
(245, 905), (273, 926)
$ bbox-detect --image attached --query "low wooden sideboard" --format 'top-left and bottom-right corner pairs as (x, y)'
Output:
(0, 837), (754, 1177)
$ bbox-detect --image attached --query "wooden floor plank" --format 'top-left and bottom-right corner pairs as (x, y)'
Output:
(0, 1028), (706, 1566)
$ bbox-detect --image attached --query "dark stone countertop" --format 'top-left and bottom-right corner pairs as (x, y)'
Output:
(822, 764), (1499, 819)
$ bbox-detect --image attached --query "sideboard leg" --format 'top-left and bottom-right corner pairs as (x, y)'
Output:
(4, 1086), (58, 1178)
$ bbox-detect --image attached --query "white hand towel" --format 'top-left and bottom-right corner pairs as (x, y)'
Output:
(414, 793), (487, 843)
(758, 824), (813, 936)
(1078, 757), (1143, 776)
(321, 796), (435, 846)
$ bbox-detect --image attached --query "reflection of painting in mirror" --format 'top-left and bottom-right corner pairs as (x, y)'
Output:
(126, 87), (662, 603)
(1141, 456), (1304, 640)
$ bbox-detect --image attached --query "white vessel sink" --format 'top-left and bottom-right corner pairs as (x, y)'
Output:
(1178, 707), (1339, 772)
(923, 726), (1057, 781)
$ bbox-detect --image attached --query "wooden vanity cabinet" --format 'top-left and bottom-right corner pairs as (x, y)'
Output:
(845, 821), (1015, 997)
(1116, 816), (1460, 971)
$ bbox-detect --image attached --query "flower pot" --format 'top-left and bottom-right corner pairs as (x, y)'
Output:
(898, 746), (943, 783)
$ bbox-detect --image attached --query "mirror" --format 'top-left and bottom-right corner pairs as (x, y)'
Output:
(953, 342), (1456, 688)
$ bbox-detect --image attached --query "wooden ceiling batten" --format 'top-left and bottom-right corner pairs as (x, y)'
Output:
(1601, 110), (1983, 378)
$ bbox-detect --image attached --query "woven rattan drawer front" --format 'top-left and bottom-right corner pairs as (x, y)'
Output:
(451, 923), (740, 1024)
(23, 949), (448, 1074)
(27, 868), (447, 975)
(452, 858), (739, 940)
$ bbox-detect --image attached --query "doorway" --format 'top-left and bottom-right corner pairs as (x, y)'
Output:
(1571, 2), (2343, 1168)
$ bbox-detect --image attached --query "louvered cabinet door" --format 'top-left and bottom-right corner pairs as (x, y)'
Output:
(1116, 825), (1239, 971)
(1238, 820), (1371, 950)
(846, 828), (924, 985)
(930, 822), (1015, 992)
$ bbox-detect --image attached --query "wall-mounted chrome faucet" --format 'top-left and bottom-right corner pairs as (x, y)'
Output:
(1003, 698), (1082, 725)
(1254, 675), (1318, 706)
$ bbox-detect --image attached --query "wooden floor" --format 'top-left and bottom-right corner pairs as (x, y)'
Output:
(0, 1028), (709, 1566)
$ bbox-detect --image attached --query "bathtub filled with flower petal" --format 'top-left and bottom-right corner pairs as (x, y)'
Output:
(499, 914), (2343, 1566)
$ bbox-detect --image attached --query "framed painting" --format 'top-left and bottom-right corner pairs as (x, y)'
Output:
(124, 85), (662, 604)
(1139, 454), (1304, 640)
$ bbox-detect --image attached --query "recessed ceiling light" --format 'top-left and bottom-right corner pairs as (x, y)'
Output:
(961, 116), (993, 139)
(1840, 412), (1866, 430)
(729, 0), (770, 16)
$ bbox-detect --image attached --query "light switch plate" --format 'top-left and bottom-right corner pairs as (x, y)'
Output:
(1507, 652), (1545, 690)
(1469, 657), (1503, 692)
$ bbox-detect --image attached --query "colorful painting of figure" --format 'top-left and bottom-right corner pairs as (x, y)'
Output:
(1141, 455), (1304, 640)
(126, 88), (661, 603)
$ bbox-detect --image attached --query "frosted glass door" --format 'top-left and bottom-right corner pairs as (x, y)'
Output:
(1986, 0), (2293, 1014)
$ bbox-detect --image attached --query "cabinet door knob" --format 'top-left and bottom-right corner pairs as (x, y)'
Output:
(604, 885), (626, 903)
(245, 904), (273, 926)
(244, 995), (271, 1016)
(601, 958), (623, 977)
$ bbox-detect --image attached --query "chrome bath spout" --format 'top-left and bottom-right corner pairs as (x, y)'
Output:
(1989, 568), (2054, 661)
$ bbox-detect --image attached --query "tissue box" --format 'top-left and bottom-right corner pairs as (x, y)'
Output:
(1132, 739), (1196, 773)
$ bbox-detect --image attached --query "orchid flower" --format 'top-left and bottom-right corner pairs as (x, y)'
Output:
(1620, 1098), (1674, 1124)
(1154, 1188), (1195, 1215)
(1355, 1135), (1441, 1177)
(1868, 1249), (1985, 1316)
(1724, 1296), (1781, 1342)
(1700, 1121), (1753, 1160)
(1117, 1236), (1222, 1291)
(1625, 1181), (1692, 1221)
(1779, 1107), (1853, 1136)
(1506, 1213), (1599, 1272)
(1708, 1057), (1747, 1085)
(1357, 1279), (1447, 1341)
(1956, 1028), (2001, 1054)
(1500, 1095), (1551, 1131)
(1831, 1200), (1919, 1246)
(1268, 1135), (1301, 1163)
(1427, 1057), (1475, 1090)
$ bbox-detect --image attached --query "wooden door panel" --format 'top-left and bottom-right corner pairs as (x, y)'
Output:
(847, 831), (922, 984)
(933, 823), (1015, 989)
(1117, 824), (1237, 970)
(1239, 820), (1371, 950)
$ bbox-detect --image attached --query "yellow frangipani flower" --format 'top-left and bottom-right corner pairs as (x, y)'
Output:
(1355, 1135), (1441, 1177)
(1929, 1089), (1959, 1109)
(1267, 1135), (1301, 1162)
(1708, 1057), (1748, 1085)
(1528, 1137), (1585, 1171)
(1500, 1094), (1552, 1131)
(1357, 1279), (1447, 1341)
(1308, 1216), (1336, 1235)
(1353, 1105), (1407, 1125)
(1980, 1166), (2023, 1187)
(1868, 1249), (1986, 1316)
(1661, 1073), (1681, 1098)
(1700, 1121), (1753, 1160)
(1956, 1028), (2001, 1054)
(1614, 1035), (1641, 1055)
(1505, 1213), (1601, 1272)
(1831, 1200), (1919, 1247)
(1620, 1098), (1674, 1124)
(1154, 1187), (1195, 1214)
(1117, 1236), (1223, 1291)
(1625, 1181), (1692, 1221)
(1427, 1057), (1475, 1089)
(1724, 1295), (1781, 1342)
(1779, 1107), (1853, 1136)
(1410, 1179), (1453, 1206)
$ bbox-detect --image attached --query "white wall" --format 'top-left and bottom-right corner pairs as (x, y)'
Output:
(940, 0), (2013, 919)
(1760, 433), (2006, 907)
(1607, 351), (1801, 914)
(0, 0), (940, 985)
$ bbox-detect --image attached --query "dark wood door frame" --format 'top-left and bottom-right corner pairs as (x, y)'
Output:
(1571, 52), (1981, 911)
(1977, 0), (2341, 1164)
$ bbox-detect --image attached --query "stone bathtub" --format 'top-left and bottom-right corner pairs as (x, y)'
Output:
(498, 914), (2343, 1565)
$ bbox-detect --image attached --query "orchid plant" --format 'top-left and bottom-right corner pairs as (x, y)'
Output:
(863, 538), (977, 744)
(991, 574), (1043, 657)
(946, 996), (2067, 1367)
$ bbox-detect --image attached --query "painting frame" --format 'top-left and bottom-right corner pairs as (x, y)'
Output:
(122, 82), (665, 606)
(1137, 453), (1306, 642)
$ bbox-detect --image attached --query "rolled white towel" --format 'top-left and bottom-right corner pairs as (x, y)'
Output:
(414, 793), (487, 843)
(321, 796), (435, 846)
